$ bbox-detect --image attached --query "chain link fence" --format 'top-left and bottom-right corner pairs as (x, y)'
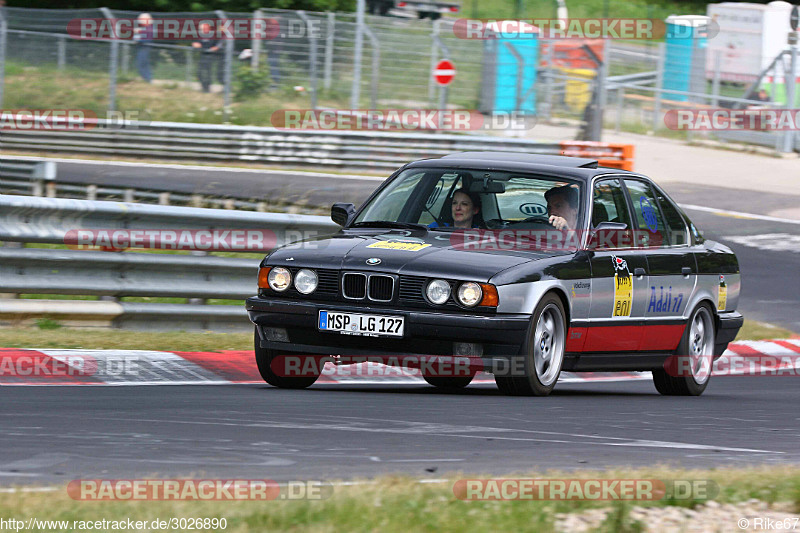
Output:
(0, 7), (797, 151)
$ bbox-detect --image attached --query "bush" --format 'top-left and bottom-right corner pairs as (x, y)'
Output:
(233, 65), (271, 101)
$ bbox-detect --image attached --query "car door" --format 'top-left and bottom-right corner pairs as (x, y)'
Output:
(623, 179), (696, 352)
(583, 178), (650, 353)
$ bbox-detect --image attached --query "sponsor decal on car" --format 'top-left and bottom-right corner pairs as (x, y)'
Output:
(611, 255), (632, 317)
(571, 281), (590, 299)
(366, 241), (432, 251)
(639, 197), (659, 233)
(647, 285), (683, 314)
(718, 274), (727, 311)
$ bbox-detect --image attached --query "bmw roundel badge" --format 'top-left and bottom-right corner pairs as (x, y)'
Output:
(366, 257), (381, 265)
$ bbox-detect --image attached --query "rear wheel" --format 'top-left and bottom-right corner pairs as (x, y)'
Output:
(653, 303), (714, 396)
(254, 327), (320, 389)
(423, 375), (474, 389)
(495, 293), (566, 396)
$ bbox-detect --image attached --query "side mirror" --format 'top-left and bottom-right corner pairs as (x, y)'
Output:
(588, 221), (628, 249)
(331, 203), (356, 227)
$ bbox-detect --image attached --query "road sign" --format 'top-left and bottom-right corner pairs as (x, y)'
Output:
(433, 59), (456, 86)
(792, 5), (799, 31)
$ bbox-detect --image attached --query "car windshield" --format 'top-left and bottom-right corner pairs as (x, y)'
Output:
(353, 167), (585, 234)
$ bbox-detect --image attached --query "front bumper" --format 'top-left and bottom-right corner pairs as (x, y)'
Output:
(246, 296), (531, 357)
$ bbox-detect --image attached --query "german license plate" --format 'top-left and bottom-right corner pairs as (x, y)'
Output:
(318, 311), (404, 337)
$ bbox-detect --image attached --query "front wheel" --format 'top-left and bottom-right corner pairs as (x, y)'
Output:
(495, 293), (566, 396)
(254, 328), (320, 389)
(653, 303), (715, 396)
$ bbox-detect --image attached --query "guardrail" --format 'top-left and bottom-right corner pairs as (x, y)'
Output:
(0, 194), (339, 331)
(0, 194), (338, 244)
(0, 119), (636, 171)
(0, 159), (57, 196)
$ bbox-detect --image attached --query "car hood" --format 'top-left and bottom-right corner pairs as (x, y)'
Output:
(267, 229), (568, 282)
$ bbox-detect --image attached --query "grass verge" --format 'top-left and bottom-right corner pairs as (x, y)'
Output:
(0, 328), (252, 352)
(0, 466), (798, 533)
(0, 319), (792, 351)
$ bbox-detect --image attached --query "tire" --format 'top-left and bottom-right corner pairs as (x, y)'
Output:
(495, 293), (566, 396)
(254, 327), (320, 389)
(423, 374), (474, 389)
(652, 303), (715, 396)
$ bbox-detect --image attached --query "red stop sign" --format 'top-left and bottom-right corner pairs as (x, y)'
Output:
(433, 59), (456, 86)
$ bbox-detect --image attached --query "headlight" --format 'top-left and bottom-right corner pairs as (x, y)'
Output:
(457, 282), (482, 307)
(267, 267), (292, 292)
(294, 269), (318, 294)
(426, 279), (451, 305)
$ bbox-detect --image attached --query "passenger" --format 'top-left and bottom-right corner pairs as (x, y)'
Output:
(544, 185), (579, 230)
(451, 188), (482, 229)
(429, 188), (482, 229)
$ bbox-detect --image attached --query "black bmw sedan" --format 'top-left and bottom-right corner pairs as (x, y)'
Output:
(246, 152), (742, 396)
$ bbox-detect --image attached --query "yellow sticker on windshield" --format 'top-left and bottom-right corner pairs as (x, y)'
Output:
(367, 241), (431, 252)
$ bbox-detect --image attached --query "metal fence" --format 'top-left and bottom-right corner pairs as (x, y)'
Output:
(0, 7), (797, 152)
(0, 119), (636, 172)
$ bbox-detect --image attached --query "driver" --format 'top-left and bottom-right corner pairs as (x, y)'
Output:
(544, 185), (579, 230)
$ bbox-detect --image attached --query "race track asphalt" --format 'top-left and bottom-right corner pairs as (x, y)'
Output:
(0, 376), (798, 485)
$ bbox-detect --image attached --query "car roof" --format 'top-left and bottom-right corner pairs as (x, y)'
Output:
(404, 151), (637, 182)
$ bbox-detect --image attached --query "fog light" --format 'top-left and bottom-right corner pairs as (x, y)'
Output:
(265, 327), (289, 342)
(454, 342), (483, 356)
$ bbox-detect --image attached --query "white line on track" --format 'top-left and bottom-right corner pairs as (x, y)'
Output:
(679, 203), (800, 225)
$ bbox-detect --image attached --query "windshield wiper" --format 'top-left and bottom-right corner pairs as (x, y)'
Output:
(350, 221), (429, 231)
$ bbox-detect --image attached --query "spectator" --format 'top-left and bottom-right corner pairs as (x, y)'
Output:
(133, 13), (153, 83)
(192, 22), (223, 93)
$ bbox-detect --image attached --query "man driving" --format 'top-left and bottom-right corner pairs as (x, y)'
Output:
(545, 185), (579, 230)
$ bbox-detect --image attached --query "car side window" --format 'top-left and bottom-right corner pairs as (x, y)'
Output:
(652, 186), (689, 246)
(623, 179), (669, 249)
(592, 179), (634, 249)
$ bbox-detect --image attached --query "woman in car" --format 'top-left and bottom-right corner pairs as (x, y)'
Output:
(429, 188), (483, 229)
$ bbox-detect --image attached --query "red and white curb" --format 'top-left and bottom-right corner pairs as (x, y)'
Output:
(0, 340), (798, 386)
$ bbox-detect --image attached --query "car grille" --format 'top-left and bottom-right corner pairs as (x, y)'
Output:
(342, 273), (367, 299)
(316, 269), (339, 295)
(368, 275), (394, 302)
(398, 276), (427, 303)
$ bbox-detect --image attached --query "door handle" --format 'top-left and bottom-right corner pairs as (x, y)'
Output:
(634, 267), (646, 277)
(682, 267), (692, 276)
